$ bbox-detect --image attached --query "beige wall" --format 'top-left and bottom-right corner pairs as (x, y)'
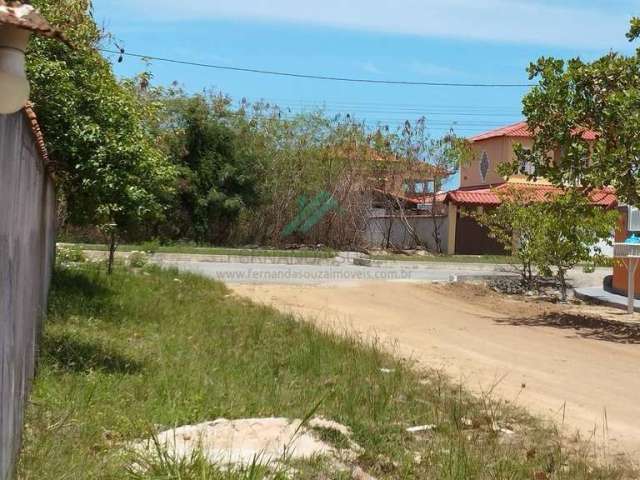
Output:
(460, 136), (533, 188)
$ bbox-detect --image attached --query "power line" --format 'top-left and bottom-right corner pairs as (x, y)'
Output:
(99, 48), (535, 88)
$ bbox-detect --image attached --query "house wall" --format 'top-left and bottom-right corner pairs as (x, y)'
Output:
(612, 208), (640, 296)
(0, 111), (56, 480)
(460, 137), (533, 188)
(364, 215), (449, 251)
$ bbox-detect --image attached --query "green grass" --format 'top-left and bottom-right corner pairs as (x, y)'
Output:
(371, 254), (519, 264)
(63, 243), (336, 259)
(18, 264), (634, 479)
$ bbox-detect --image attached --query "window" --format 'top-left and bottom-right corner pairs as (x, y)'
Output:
(404, 179), (434, 195)
(521, 161), (535, 175)
(520, 148), (535, 175)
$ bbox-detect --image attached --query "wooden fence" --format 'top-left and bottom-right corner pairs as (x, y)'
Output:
(0, 110), (56, 480)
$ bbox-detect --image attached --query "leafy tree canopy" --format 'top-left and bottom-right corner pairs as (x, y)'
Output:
(27, 0), (176, 236)
(157, 92), (259, 243)
(512, 19), (640, 206)
(478, 188), (616, 300)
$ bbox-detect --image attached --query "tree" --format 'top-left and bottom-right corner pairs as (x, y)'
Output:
(511, 19), (640, 207)
(393, 119), (472, 252)
(476, 187), (541, 289)
(26, 0), (176, 273)
(478, 189), (616, 301)
(157, 93), (259, 244)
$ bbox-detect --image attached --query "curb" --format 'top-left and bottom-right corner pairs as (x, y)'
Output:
(574, 288), (640, 313)
(449, 273), (520, 283)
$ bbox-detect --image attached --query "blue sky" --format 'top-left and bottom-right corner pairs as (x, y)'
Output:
(93, 1), (638, 187)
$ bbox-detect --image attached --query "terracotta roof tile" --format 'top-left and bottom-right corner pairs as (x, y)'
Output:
(0, 1), (67, 43)
(445, 183), (616, 208)
(445, 187), (501, 206)
(23, 103), (54, 179)
(469, 121), (597, 142)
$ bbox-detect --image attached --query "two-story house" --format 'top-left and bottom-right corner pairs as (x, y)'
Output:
(443, 121), (617, 255)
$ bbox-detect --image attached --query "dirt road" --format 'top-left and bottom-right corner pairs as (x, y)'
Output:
(230, 281), (640, 459)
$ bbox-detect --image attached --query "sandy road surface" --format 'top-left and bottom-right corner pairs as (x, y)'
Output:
(230, 281), (640, 460)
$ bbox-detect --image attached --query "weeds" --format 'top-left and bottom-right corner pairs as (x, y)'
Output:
(18, 264), (636, 479)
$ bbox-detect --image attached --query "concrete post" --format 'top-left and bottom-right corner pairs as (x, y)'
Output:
(447, 203), (457, 255)
(627, 258), (638, 314)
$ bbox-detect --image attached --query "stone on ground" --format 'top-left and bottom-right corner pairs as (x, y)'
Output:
(132, 417), (360, 467)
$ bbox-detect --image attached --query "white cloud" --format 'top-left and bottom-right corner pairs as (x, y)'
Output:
(357, 61), (383, 74)
(104, 0), (634, 49)
(409, 61), (459, 77)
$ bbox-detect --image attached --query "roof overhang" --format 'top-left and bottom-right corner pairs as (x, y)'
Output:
(444, 184), (617, 209)
(0, 1), (67, 43)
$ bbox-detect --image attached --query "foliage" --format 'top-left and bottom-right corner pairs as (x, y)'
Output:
(26, 0), (176, 258)
(239, 105), (376, 248)
(532, 190), (617, 300)
(508, 19), (640, 206)
(55, 245), (86, 264)
(476, 188), (541, 289)
(128, 251), (149, 268)
(139, 239), (161, 254)
(478, 189), (617, 300)
(156, 93), (259, 243)
(18, 264), (631, 478)
(55, 242), (337, 258)
(392, 118), (473, 252)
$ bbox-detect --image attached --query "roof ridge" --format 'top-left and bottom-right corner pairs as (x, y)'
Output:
(23, 103), (54, 179)
(468, 121), (528, 142)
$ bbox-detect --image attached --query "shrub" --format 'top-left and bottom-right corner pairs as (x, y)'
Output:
(140, 239), (161, 254)
(56, 245), (86, 264)
(128, 251), (149, 268)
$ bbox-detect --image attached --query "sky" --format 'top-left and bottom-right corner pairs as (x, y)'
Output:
(93, 1), (638, 188)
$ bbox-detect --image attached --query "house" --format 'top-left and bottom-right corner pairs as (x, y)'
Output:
(361, 149), (450, 251)
(611, 207), (640, 298)
(443, 121), (617, 255)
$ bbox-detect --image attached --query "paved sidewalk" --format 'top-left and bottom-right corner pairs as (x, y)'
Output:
(78, 247), (611, 287)
(575, 287), (640, 313)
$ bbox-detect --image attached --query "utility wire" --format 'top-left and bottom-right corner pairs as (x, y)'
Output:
(99, 48), (535, 88)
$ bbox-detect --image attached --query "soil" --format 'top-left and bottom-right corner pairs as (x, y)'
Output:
(230, 281), (640, 462)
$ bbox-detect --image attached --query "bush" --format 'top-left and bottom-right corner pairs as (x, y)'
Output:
(56, 245), (86, 264)
(128, 251), (149, 268)
(140, 239), (161, 254)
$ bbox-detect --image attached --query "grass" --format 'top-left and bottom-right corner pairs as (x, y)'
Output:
(62, 243), (337, 259)
(18, 263), (634, 479)
(370, 254), (519, 264)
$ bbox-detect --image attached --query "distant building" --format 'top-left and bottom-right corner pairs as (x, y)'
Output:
(443, 122), (617, 255)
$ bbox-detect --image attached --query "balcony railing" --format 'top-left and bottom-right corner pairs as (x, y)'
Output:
(613, 243), (640, 258)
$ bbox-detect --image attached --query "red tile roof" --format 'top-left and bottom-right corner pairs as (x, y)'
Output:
(0, 1), (67, 43)
(23, 103), (54, 179)
(406, 192), (448, 205)
(469, 121), (597, 142)
(445, 183), (616, 208)
(469, 122), (532, 142)
(446, 187), (501, 206)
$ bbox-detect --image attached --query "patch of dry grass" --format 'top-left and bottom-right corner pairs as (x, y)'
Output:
(17, 265), (637, 479)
